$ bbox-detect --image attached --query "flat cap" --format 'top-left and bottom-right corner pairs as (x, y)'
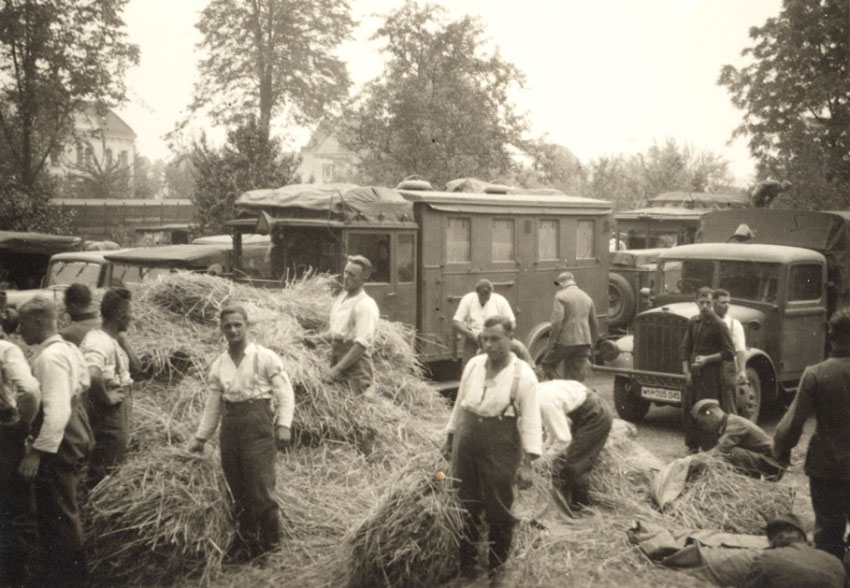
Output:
(554, 271), (575, 286)
(691, 398), (721, 418)
(766, 513), (806, 538)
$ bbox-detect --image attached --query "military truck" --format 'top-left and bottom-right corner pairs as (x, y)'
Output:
(227, 181), (613, 379)
(598, 208), (850, 423)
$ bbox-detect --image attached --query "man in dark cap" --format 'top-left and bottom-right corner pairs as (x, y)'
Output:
(742, 512), (845, 587)
(691, 399), (784, 480)
(540, 272), (598, 381)
(59, 284), (101, 346)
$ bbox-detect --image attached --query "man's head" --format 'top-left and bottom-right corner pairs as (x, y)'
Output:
(101, 287), (133, 332)
(691, 398), (725, 448)
(475, 279), (493, 306)
(554, 271), (575, 289)
(696, 287), (713, 319)
(828, 309), (850, 352)
(219, 305), (249, 346)
(765, 513), (807, 548)
(480, 315), (513, 363)
(712, 288), (731, 319)
(343, 255), (372, 293)
(64, 283), (93, 318)
(18, 297), (57, 345)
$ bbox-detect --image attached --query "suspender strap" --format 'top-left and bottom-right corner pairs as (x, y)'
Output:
(500, 360), (522, 417)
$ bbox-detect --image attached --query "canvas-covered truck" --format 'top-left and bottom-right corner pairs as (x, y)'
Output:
(227, 181), (613, 379)
(598, 208), (850, 423)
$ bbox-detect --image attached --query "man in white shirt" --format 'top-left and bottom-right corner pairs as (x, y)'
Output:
(538, 380), (612, 512)
(190, 305), (294, 560)
(453, 279), (516, 365)
(17, 297), (93, 587)
(442, 315), (541, 580)
(0, 336), (40, 586)
(80, 287), (141, 486)
(712, 289), (748, 415)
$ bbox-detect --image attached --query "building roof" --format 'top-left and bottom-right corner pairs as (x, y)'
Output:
(77, 107), (136, 139)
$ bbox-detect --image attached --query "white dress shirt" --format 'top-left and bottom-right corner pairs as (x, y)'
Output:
(720, 315), (747, 354)
(29, 335), (90, 453)
(0, 339), (40, 412)
(453, 292), (516, 336)
(446, 352), (542, 456)
(538, 380), (589, 455)
(196, 343), (295, 440)
(80, 329), (133, 388)
(328, 290), (380, 352)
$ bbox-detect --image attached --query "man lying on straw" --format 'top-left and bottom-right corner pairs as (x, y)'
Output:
(442, 315), (541, 581)
(691, 399), (784, 481)
(538, 379), (613, 513)
(80, 287), (141, 487)
(190, 305), (295, 561)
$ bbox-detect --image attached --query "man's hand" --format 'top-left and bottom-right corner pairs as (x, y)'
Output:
(516, 464), (534, 490)
(693, 355), (707, 368)
(188, 438), (206, 453)
(735, 371), (749, 385)
(18, 450), (41, 480)
(275, 426), (292, 450)
(105, 388), (126, 405)
(684, 371), (693, 387)
(440, 433), (454, 461)
(324, 366), (342, 383)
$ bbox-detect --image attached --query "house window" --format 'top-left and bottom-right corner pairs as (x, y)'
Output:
(492, 219), (515, 262)
(118, 151), (127, 166)
(576, 220), (596, 260)
(397, 234), (415, 282)
(322, 163), (335, 182)
(76, 144), (84, 166)
(788, 264), (821, 301)
(538, 219), (559, 261)
(85, 146), (94, 168)
(447, 217), (471, 263)
(348, 233), (390, 283)
(105, 148), (113, 167)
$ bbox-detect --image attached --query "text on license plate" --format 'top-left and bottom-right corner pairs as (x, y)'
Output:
(641, 387), (682, 402)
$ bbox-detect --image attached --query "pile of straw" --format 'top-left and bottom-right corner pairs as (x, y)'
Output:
(344, 455), (465, 588)
(661, 452), (796, 534)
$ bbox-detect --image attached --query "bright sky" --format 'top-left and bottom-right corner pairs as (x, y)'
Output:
(118, 0), (783, 185)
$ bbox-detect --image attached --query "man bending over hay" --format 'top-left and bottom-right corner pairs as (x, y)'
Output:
(538, 379), (613, 512)
(441, 315), (542, 581)
(190, 305), (295, 561)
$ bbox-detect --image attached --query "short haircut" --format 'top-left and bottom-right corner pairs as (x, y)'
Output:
(64, 283), (92, 308)
(483, 315), (513, 336)
(219, 305), (249, 323)
(101, 287), (131, 321)
(712, 288), (731, 300)
(18, 296), (57, 322)
(475, 279), (493, 293)
(696, 287), (713, 299)
(828, 309), (850, 347)
(347, 255), (373, 280)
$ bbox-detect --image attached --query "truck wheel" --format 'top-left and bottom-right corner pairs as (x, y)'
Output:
(613, 376), (649, 422)
(528, 330), (563, 378)
(608, 273), (635, 328)
(737, 367), (762, 423)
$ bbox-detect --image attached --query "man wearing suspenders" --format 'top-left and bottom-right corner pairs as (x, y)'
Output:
(17, 297), (93, 587)
(442, 315), (542, 580)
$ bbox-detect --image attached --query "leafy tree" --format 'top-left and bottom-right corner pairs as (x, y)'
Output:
(191, 0), (352, 141)
(0, 0), (139, 190)
(133, 154), (164, 199)
(718, 0), (849, 209)
(0, 174), (73, 233)
(163, 154), (197, 200)
(342, 2), (529, 188)
(520, 140), (584, 192)
(191, 118), (300, 233)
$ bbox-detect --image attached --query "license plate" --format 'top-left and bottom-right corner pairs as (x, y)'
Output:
(641, 387), (681, 403)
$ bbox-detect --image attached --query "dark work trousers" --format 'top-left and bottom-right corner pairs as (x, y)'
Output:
(220, 398), (281, 554)
(451, 409), (522, 571)
(540, 344), (590, 381)
(330, 339), (374, 394)
(32, 396), (92, 588)
(553, 393), (613, 506)
(809, 477), (850, 561)
(720, 361), (739, 415)
(724, 447), (785, 481)
(86, 386), (132, 487)
(0, 422), (34, 586)
(682, 363), (724, 450)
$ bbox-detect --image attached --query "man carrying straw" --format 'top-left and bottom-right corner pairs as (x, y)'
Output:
(442, 315), (541, 581)
(190, 305), (295, 560)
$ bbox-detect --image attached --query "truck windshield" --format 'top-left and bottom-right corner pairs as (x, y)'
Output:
(660, 259), (781, 302)
(111, 263), (173, 285)
(46, 261), (102, 287)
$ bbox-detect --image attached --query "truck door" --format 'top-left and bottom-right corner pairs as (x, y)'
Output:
(782, 263), (828, 378)
(393, 232), (417, 328)
(346, 232), (394, 321)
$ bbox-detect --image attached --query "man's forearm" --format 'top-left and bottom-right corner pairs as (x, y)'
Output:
(332, 342), (366, 372)
(548, 321), (562, 348)
(682, 360), (690, 375)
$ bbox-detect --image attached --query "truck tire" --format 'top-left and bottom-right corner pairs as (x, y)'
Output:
(736, 367), (762, 423)
(608, 273), (635, 328)
(613, 376), (649, 422)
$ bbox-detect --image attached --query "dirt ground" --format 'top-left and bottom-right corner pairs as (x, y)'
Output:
(585, 369), (819, 532)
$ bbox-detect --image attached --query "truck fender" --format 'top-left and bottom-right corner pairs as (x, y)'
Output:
(525, 322), (552, 363)
(743, 349), (778, 403)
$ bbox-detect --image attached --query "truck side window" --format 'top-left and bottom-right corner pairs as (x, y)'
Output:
(348, 233), (391, 283)
(492, 219), (515, 261)
(397, 234), (415, 282)
(538, 219), (558, 260)
(577, 220), (596, 259)
(789, 264), (822, 301)
(447, 217), (471, 263)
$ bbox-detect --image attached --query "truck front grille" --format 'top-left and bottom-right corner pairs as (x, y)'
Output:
(634, 312), (689, 375)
